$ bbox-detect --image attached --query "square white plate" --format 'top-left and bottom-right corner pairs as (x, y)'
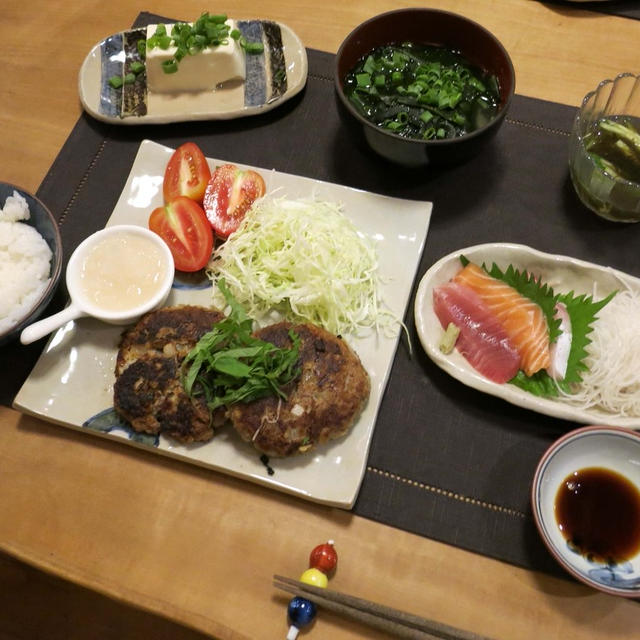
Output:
(14, 140), (432, 508)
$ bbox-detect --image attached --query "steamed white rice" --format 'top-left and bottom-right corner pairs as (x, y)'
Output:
(0, 191), (52, 334)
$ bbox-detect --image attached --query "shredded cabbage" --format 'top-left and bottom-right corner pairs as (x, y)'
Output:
(207, 197), (389, 336)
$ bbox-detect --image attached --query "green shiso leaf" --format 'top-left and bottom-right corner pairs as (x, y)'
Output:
(510, 369), (561, 397)
(556, 289), (617, 385)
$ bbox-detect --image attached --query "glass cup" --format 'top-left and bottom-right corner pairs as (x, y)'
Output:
(569, 73), (640, 222)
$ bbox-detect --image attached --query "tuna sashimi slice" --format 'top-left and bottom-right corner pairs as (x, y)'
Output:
(453, 263), (551, 376)
(433, 281), (521, 384)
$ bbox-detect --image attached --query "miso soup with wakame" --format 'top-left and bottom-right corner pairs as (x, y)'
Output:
(343, 42), (500, 141)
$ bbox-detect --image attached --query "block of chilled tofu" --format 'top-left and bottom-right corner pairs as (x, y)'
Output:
(145, 21), (246, 94)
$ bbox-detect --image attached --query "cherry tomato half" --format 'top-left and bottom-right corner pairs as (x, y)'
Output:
(202, 164), (266, 238)
(149, 196), (214, 272)
(163, 142), (212, 205)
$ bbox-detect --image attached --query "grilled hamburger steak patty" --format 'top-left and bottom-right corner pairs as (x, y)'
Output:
(229, 322), (370, 457)
(114, 305), (225, 443)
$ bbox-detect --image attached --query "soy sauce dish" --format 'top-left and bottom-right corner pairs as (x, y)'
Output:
(334, 8), (515, 166)
(532, 426), (640, 597)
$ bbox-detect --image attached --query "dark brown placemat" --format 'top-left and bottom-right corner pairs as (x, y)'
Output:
(4, 11), (640, 578)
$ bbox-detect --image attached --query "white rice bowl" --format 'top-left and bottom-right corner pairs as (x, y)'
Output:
(0, 192), (53, 334)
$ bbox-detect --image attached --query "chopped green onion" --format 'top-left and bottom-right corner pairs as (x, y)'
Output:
(108, 75), (123, 89)
(161, 59), (178, 74)
(129, 61), (145, 75)
(123, 72), (136, 84)
(356, 73), (371, 88)
(422, 126), (436, 140)
(146, 13), (263, 76)
(420, 110), (433, 123)
(242, 41), (264, 54)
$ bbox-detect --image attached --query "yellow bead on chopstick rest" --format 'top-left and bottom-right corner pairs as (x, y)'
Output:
(299, 567), (328, 589)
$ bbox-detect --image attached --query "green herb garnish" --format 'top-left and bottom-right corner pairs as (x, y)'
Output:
(108, 75), (124, 89)
(129, 61), (145, 75)
(552, 289), (616, 387)
(146, 12), (264, 76)
(182, 279), (301, 411)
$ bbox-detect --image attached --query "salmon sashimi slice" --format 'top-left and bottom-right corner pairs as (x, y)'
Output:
(433, 281), (521, 384)
(453, 263), (550, 376)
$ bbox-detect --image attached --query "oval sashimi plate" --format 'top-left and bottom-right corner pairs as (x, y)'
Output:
(414, 243), (640, 429)
(79, 19), (307, 124)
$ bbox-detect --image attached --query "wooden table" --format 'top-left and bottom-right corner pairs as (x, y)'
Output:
(2, 1), (639, 638)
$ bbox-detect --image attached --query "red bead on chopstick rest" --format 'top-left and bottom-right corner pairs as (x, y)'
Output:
(286, 540), (338, 639)
(309, 541), (338, 575)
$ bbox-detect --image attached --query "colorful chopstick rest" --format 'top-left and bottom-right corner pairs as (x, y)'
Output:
(285, 540), (338, 639)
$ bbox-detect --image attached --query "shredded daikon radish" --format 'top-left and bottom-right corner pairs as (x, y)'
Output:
(557, 286), (640, 416)
(207, 197), (392, 336)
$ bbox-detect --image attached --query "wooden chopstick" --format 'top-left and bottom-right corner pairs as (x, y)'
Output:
(273, 575), (492, 640)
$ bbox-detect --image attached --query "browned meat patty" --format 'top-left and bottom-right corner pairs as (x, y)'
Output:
(228, 322), (370, 457)
(114, 305), (225, 443)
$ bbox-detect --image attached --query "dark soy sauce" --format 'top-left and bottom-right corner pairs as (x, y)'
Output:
(555, 467), (640, 564)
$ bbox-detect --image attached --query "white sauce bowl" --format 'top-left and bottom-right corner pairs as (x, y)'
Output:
(20, 225), (174, 344)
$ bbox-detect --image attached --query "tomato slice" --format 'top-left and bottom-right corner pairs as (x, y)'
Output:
(202, 164), (266, 238)
(148, 196), (214, 272)
(163, 142), (212, 205)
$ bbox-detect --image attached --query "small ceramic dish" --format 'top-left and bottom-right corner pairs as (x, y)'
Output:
(0, 182), (62, 346)
(414, 242), (640, 428)
(334, 8), (515, 166)
(20, 225), (174, 345)
(532, 425), (640, 597)
(79, 19), (308, 124)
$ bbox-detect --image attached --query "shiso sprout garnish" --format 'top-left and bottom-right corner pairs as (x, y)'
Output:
(182, 279), (300, 411)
